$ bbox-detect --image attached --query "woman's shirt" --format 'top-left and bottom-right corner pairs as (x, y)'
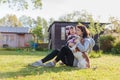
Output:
(76, 37), (95, 53)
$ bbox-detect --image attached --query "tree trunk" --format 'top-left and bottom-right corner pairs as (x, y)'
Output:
(98, 33), (100, 52)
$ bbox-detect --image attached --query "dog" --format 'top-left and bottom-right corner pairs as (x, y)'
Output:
(69, 37), (90, 69)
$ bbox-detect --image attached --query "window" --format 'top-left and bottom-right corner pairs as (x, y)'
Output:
(61, 27), (65, 40)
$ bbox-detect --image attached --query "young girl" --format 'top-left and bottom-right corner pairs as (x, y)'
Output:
(60, 25), (78, 65)
(66, 25), (79, 47)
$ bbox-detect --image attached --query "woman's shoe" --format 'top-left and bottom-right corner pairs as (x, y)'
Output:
(30, 60), (44, 67)
(44, 62), (55, 67)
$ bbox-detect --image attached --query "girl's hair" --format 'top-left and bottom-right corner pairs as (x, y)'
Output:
(66, 25), (75, 35)
(76, 25), (90, 38)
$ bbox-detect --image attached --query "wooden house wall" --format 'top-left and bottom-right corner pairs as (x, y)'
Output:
(0, 33), (33, 48)
(54, 24), (64, 49)
(0, 33), (17, 48)
(51, 24), (55, 49)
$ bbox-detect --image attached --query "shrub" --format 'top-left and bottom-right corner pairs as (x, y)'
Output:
(111, 41), (120, 54)
(36, 47), (48, 51)
(100, 35), (115, 52)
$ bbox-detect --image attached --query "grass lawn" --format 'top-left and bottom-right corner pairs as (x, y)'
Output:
(0, 50), (120, 80)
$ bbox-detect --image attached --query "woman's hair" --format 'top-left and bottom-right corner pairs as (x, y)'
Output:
(76, 25), (90, 38)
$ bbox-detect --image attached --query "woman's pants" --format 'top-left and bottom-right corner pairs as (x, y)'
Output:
(55, 46), (74, 66)
(41, 46), (74, 66)
(41, 49), (60, 63)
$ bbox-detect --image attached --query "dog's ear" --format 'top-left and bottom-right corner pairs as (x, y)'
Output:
(75, 47), (80, 51)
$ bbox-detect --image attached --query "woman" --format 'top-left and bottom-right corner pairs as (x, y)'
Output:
(44, 25), (95, 68)
(69, 25), (95, 68)
(31, 25), (95, 68)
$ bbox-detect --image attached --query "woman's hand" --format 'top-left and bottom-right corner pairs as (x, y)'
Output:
(74, 38), (79, 43)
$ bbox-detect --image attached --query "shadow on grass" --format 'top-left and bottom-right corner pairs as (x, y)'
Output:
(0, 65), (79, 79)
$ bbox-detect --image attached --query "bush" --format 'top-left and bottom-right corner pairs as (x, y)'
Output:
(111, 41), (120, 54)
(100, 35), (115, 52)
(36, 47), (48, 51)
(36, 43), (49, 51)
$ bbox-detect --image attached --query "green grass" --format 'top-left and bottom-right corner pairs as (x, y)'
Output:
(0, 50), (120, 80)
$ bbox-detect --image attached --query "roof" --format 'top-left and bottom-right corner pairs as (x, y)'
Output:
(0, 27), (30, 33)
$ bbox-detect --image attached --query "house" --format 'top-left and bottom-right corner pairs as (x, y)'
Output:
(48, 21), (109, 50)
(0, 27), (33, 48)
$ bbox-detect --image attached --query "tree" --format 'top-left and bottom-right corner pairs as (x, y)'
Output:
(88, 16), (96, 37)
(32, 25), (43, 43)
(0, 0), (42, 10)
(88, 18), (105, 52)
(0, 14), (22, 27)
(48, 18), (55, 25)
(36, 17), (49, 42)
(58, 10), (92, 22)
(76, 10), (93, 22)
(42, 18), (48, 42)
(19, 15), (36, 27)
(109, 17), (120, 33)
(0, 17), (5, 26)
(19, 16), (48, 42)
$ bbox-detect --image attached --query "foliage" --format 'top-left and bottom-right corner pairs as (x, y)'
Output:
(0, 14), (22, 27)
(36, 43), (49, 51)
(32, 25), (43, 43)
(100, 35), (115, 52)
(32, 25), (43, 37)
(88, 19), (105, 52)
(36, 17), (48, 42)
(89, 18), (105, 36)
(109, 17), (120, 33)
(48, 18), (55, 25)
(19, 16), (48, 42)
(88, 17), (96, 36)
(0, 0), (42, 10)
(19, 15), (36, 27)
(111, 41), (120, 54)
(58, 10), (93, 22)
(36, 47), (48, 51)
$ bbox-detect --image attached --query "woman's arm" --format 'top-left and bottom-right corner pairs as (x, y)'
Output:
(76, 39), (90, 52)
